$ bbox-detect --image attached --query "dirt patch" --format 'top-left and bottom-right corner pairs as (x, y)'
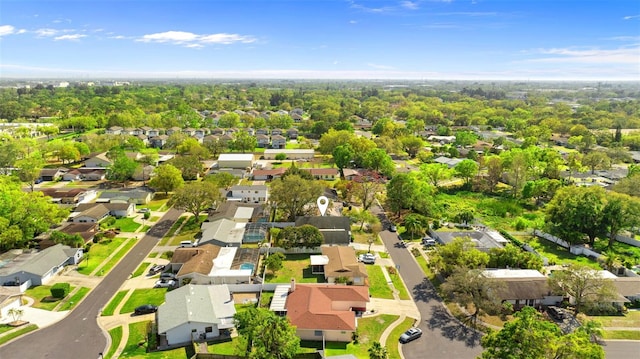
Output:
(232, 292), (258, 304)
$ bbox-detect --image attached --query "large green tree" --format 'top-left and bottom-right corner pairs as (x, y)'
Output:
(545, 186), (607, 246)
(385, 173), (417, 216)
(14, 154), (45, 192)
(332, 144), (354, 178)
(234, 307), (300, 359)
(428, 237), (489, 277)
(148, 164), (184, 195)
(548, 264), (618, 314)
(601, 192), (640, 249)
(454, 159), (478, 187)
(480, 306), (604, 359)
(269, 175), (324, 222)
(419, 163), (453, 188)
(106, 155), (138, 186)
(276, 225), (323, 248)
(168, 181), (222, 223)
(441, 267), (505, 324)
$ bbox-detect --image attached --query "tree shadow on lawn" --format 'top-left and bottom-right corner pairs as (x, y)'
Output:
(301, 267), (324, 282)
(428, 305), (482, 348)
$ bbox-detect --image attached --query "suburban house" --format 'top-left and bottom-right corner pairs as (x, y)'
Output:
(167, 244), (257, 285)
(0, 289), (22, 320)
(433, 156), (464, 169)
(200, 219), (246, 247)
(74, 202), (136, 218)
(286, 128), (299, 139)
(62, 169), (82, 181)
(483, 269), (563, 310)
(57, 222), (99, 245)
(295, 216), (352, 246)
(206, 202), (265, 224)
(303, 168), (339, 180)
(251, 167), (286, 181)
(270, 134), (287, 149)
(39, 168), (66, 182)
(150, 135), (168, 148)
(428, 135), (456, 144)
(70, 204), (110, 223)
(217, 153), (255, 169)
(77, 168), (106, 181)
(430, 229), (508, 252)
(39, 188), (97, 204)
(311, 246), (368, 285)
(156, 284), (236, 346)
(228, 185), (268, 204)
(98, 188), (155, 205)
(612, 277), (640, 302)
(106, 126), (123, 135)
(256, 134), (270, 148)
(272, 281), (370, 342)
(263, 149), (314, 160)
(0, 244), (83, 289)
(84, 152), (113, 168)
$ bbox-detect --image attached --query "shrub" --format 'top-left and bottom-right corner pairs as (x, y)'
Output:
(410, 247), (421, 257)
(50, 283), (70, 299)
(387, 266), (397, 275)
(143, 212), (151, 220)
(513, 217), (528, 231)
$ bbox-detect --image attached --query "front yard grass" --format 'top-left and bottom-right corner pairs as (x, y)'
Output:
(120, 321), (189, 358)
(112, 217), (141, 232)
(265, 254), (324, 284)
(0, 324), (38, 346)
(77, 236), (129, 275)
(386, 317), (415, 359)
(387, 267), (410, 300)
(106, 326), (123, 359)
(102, 290), (128, 316)
(25, 285), (75, 311)
(602, 330), (640, 340)
(132, 262), (151, 278)
(586, 310), (640, 328)
(97, 237), (138, 276)
(146, 196), (169, 211)
(208, 336), (248, 356)
(366, 265), (394, 299)
(58, 287), (90, 311)
(120, 288), (167, 314)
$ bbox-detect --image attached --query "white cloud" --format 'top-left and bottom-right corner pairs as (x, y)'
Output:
(54, 34), (86, 41)
(185, 43), (204, 49)
(400, 1), (419, 10)
(35, 28), (59, 37)
(349, 20), (358, 24)
(138, 30), (255, 46)
(623, 15), (640, 20)
(0, 25), (15, 36)
(529, 46), (640, 64)
(16, 29), (27, 34)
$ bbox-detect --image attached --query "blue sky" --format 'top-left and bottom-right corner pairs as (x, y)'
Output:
(1, 0), (639, 80)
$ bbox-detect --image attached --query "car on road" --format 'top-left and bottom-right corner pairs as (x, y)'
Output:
(547, 306), (566, 321)
(389, 224), (397, 232)
(358, 253), (376, 264)
(148, 264), (165, 275)
(154, 279), (176, 288)
(399, 327), (422, 343)
(134, 304), (158, 315)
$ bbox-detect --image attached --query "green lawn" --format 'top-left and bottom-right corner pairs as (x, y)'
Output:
(112, 217), (141, 232)
(366, 266), (394, 299)
(387, 267), (410, 300)
(165, 215), (204, 246)
(77, 236), (129, 275)
(0, 324), (38, 346)
(208, 337), (248, 356)
(300, 314), (399, 358)
(97, 237), (139, 276)
(159, 216), (187, 246)
(102, 290), (128, 316)
(593, 240), (640, 267)
(351, 230), (382, 245)
(25, 285), (75, 311)
(120, 288), (167, 314)
(146, 196), (169, 211)
(602, 330), (640, 340)
(0, 324), (19, 335)
(586, 311), (640, 328)
(58, 287), (91, 311)
(386, 317), (415, 359)
(106, 326), (123, 359)
(132, 262), (151, 278)
(524, 237), (602, 269)
(120, 321), (189, 358)
(259, 291), (274, 308)
(265, 254), (324, 284)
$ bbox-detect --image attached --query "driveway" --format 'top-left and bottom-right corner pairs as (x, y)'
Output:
(371, 203), (482, 358)
(0, 208), (183, 359)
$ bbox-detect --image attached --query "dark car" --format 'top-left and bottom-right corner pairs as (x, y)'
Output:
(148, 264), (165, 275)
(399, 327), (422, 343)
(134, 304), (158, 315)
(389, 225), (397, 232)
(547, 306), (566, 320)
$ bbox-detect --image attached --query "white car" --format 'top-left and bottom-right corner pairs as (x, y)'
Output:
(358, 253), (376, 264)
(154, 279), (176, 288)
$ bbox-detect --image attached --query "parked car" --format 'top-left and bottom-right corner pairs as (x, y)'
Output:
(399, 327), (422, 343)
(422, 237), (437, 246)
(160, 272), (177, 280)
(148, 264), (165, 275)
(134, 304), (158, 315)
(547, 306), (566, 320)
(138, 208), (150, 213)
(358, 253), (376, 264)
(154, 279), (176, 288)
(389, 224), (397, 232)
(179, 240), (194, 248)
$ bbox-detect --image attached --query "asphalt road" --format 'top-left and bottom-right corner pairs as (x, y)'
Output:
(371, 204), (483, 359)
(0, 208), (183, 359)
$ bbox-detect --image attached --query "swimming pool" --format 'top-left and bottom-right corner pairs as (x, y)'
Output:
(240, 263), (255, 272)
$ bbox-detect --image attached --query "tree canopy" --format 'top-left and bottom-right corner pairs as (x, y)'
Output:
(234, 307), (300, 359)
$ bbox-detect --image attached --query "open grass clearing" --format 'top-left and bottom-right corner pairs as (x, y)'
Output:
(120, 288), (167, 314)
(523, 236), (602, 269)
(586, 310), (640, 328)
(265, 254), (324, 284)
(593, 240), (640, 266)
(97, 237), (138, 276)
(208, 336), (248, 356)
(77, 236), (129, 275)
(102, 290), (128, 316)
(146, 196), (169, 211)
(132, 262), (151, 278)
(58, 287), (91, 311)
(25, 285), (75, 311)
(111, 217), (141, 232)
(602, 330), (640, 340)
(351, 229), (382, 245)
(0, 324), (38, 346)
(366, 265), (394, 299)
(119, 321), (191, 358)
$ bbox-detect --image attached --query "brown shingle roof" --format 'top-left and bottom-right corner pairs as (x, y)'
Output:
(172, 244), (221, 276)
(321, 246), (367, 279)
(303, 168), (339, 176)
(286, 284), (369, 331)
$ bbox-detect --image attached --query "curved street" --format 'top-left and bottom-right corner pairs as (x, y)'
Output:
(0, 208), (182, 359)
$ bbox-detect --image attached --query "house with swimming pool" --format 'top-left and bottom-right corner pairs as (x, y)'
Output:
(166, 244), (260, 286)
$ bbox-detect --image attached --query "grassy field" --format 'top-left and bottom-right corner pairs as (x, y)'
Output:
(265, 254), (324, 284)
(523, 237), (602, 269)
(386, 317), (415, 359)
(146, 196), (170, 211)
(351, 230), (382, 245)
(602, 330), (640, 340)
(102, 290), (128, 316)
(366, 265), (394, 299)
(25, 285), (75, 311)
(112, 217), (141, 232)
(593, 240), (640, 267)
(299, 314), (398, 358)
(259, 291), (274, 308)
(387, 267), (410, 300)
(58, 287), (91, 311)
(106, 326), (123, 359)
(120, 288), (167, 314)
(77, 236), (129, 275)
(132, 262), (151, 278)
(208, 337), (248, 356)
(0, 324), (38, 346)
(586, 310), (640, 328)
(97, 237), (139, 276)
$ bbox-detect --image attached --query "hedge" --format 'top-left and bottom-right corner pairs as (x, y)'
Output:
(50, 283), (70, 299)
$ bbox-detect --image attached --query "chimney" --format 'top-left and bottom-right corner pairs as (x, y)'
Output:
(289, 278), (296, 292)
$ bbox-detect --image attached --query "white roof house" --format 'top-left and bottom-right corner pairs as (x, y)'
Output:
(217, 153), (255, 169)
(200, 218), (245, 247)
(157, 284), (236, 346)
